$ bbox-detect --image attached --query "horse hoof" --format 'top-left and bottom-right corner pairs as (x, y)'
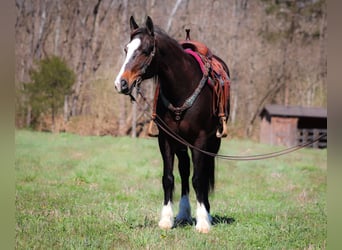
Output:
(195, 215), (211, 233)
(195, 202), (212, 233)
(159, 202), (174, 229)
(158, 219), (173, 230)
(195, 222), (211, 233)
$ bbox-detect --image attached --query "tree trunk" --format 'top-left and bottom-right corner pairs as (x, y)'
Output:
(118, 95), (126, 136)
(26, 105), (31, 127)
(51, 103), (55, 132)
(319, 2), (327, 87)
(132, 91), (137, 138)
(54, 0), (61, 55)
(64, 95), (69, 122)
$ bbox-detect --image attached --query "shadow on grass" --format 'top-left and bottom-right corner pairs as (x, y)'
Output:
(212, 215), (236, 225)
(131, 215), (235, 229)
(173, 215), (235, 228)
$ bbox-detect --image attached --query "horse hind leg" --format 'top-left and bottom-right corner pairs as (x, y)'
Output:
(195, 201), (212, 233)
(193, 169), (213, 233)
(192, 138), (219, 233)
(192, 154), (214, 233)
(175, 148), (192, 225)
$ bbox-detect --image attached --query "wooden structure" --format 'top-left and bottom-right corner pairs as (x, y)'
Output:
(259, 104), (327, 149)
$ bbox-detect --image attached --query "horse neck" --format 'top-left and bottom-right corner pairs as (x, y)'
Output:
(155, 35), (202, 104)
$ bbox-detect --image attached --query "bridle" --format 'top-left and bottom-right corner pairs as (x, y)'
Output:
(128, 33), (156, 102)
(141, 37), (156, 76)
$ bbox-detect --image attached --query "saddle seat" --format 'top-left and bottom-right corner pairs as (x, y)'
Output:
(179, 40), (213, 58)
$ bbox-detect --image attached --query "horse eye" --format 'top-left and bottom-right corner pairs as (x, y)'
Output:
(142, 46), (152, 55)
(124, 47), (127, 54)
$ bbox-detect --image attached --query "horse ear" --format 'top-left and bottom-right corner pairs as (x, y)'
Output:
(145, 16), (154, 36)
(130, 16), (139, 31)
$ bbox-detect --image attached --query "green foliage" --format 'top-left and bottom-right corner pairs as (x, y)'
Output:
(25, 56), (75, 124)
(15, 131), (327, 249)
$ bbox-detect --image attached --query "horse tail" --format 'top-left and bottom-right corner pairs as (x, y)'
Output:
(207, 138), (221, 193)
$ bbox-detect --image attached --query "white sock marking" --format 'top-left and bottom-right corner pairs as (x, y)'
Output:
(158, 201), (174, 230)
(195, 202), (211, 233)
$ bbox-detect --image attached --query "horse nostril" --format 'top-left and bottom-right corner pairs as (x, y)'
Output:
(120, 79), (130, 94)
(121, 79), (128, 89)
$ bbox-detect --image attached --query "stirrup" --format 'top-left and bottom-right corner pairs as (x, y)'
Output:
(148, 120), (159, 137)
(216, 116), (227, 138)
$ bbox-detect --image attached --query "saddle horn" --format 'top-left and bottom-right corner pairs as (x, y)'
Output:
(185, 29), (191, 40)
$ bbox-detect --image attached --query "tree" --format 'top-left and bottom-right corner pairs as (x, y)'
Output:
(26, 56), (75, 131)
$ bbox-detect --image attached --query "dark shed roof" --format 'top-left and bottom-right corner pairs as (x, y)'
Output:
(260, 104), (327, 118)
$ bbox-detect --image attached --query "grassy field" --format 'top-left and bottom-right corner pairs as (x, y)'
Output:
(15, 130), (327, 249)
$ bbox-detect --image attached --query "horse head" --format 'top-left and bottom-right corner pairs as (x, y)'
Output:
(114, 16), (157, 95)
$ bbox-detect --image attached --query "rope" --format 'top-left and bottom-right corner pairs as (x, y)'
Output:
(137, 90), (326, 161)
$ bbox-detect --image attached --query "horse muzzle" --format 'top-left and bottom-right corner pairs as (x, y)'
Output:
(115, 77), (142, 96)
(115, 78), (132, 95)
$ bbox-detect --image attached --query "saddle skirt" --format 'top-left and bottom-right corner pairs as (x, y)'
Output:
(179, 39), (230, 118)
(179, 40), (212, 58)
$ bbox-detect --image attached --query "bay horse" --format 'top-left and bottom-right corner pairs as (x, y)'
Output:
(114, 16), (230, 233)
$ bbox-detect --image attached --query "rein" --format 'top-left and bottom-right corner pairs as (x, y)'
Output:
(136, 89), (326, 161)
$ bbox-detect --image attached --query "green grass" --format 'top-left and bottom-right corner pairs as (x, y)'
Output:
(15, 130), (327, 249)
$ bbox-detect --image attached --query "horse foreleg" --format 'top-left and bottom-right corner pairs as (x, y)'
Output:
(158, 136), (175, 230)
(175, 148), (192, 225)
(159, 200), (174, 230)
(159, 170), (175, 230)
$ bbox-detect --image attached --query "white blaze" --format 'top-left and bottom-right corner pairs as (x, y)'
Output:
(114, 38), (141, 91)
